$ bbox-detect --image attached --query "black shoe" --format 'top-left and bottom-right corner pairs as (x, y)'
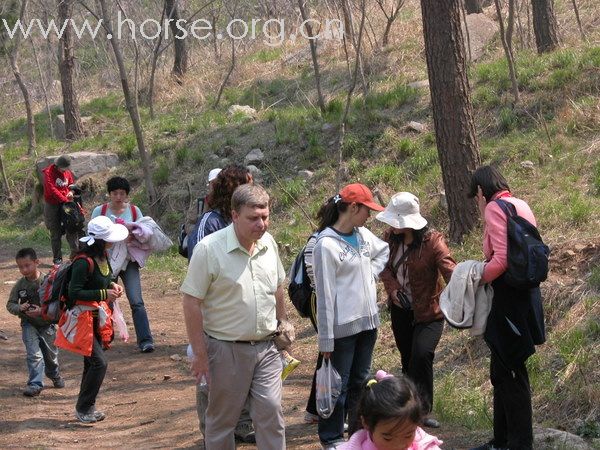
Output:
(423, 417), (440, 428)
(52, 376), (65, 388)
(234, 422), (256, 443)
(141, 343), (155, 353)
(23, 385), (42, 397)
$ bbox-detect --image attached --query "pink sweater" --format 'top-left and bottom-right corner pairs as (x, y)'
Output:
(482, 190), (536, 283)
(339, 427), (443, 450)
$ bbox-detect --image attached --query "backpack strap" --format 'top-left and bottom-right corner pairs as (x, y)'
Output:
(130, 204), (138, 222)
(72, 254), (95, 275)
(494, 199), (517, 218)
(100, 203), (109, 216)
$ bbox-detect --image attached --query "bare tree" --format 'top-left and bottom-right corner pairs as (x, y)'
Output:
(297, 0), (326, 113)
(31, 39), (55, 139)
(531, 0), (559, 53)
(58, 0), (85, 140)
(2, 0), (37, 155)
(420, 0), (481, 242)
(165, 0), (188, 83)
(464, 0), (483, 14)
(375, 0), (405, 46)
(84, 0), (158, 210)
(570, 0), (586, 42)
(494, 0), (519, 103)
(214, 0), (239, 108)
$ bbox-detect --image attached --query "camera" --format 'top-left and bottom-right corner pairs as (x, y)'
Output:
(18, 289), (29, 305)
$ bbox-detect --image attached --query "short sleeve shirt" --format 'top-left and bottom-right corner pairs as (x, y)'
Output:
(180, 224), (285, 341)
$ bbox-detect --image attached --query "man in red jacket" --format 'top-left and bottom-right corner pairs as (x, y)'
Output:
(42, 155), (78, 264)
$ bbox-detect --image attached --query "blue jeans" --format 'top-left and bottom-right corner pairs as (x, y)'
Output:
(119, 261), (153, 348)
(22, 322), (60, 388)
(318, 328), (377, 445)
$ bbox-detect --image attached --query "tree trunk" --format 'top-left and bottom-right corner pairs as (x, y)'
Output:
(570, 0), (586, 42)
(420, 0), (481, 243)
(31, 39), (55, 139)
(465, 0), (483, 14)
(58, 0), (84, 141)
(7, 0), (36, 155)
(531, 0), (559, 53)
(165, 0), (187, 83)
(297, 0), (326, 113)
(96, 0), (157, 211)
(494, 0), (519, 103)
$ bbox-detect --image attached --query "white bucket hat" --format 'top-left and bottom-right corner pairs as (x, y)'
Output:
(376, 192), (428, 230)
(79, 216), (129, 246)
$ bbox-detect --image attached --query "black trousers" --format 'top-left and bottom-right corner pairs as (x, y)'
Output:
(390, 304), (443, 413)
(490, 350), (533, 449)
(76, 336), (108, 414)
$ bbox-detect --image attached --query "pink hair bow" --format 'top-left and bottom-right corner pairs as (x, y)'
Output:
(375, 370), (394, 381)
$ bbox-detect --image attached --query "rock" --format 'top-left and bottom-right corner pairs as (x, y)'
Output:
(534, 427), (592, 450)
(36, 152), (119, 179)
(573, 244), (586, 252)
(246, 165), (263, 181)
(521, 160), (535, 170)
(244, 149), (264, 166)
(565, 250), (576, 257)
(407, 121), (426, 133)
(169, 354), (182, 361)
(298, 170), (314, 180)
(228, 104), (257, 118)
(54, 115), (92, 140)
(408, 80), (429, 89)
(322, 123), (335, 132)
(462, 13), (498, 61)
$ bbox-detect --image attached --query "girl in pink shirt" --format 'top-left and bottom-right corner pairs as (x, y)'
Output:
(339, 370), (442, 450)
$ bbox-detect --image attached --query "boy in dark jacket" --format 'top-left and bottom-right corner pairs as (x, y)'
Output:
(42, 154), (79, 264)
(6, 248), (64, 396)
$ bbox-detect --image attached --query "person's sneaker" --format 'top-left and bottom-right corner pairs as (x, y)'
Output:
(23, 385), (42, 397)
(304, 411), (319, 424)
(93, 410), (106, 422)
(52, 376), (65, 388)
(423, 417), (440, 428)
(234, 421), (256, 443)
(281, 353), (301, 381)
(75, 410), (97, 423)
(140, 343), (155, 353)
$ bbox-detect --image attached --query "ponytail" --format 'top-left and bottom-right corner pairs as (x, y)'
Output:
(316, 196), (350, 231)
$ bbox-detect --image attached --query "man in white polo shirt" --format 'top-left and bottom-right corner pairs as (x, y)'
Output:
(181, 184), (287, 450)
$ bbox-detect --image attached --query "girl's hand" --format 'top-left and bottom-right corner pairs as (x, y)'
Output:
(106, 289), (121, 302)
(476, 186), (487, 217)
(111, 283), (124, 297)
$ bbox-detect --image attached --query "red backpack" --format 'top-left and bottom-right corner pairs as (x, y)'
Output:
(100, 203), (138, 221)
(39, 255), (94, 323)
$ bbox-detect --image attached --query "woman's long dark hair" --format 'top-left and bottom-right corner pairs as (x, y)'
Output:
(389, 226), (430, 250)
(316, 197), (350, 231)
(206, 164), (252, 221)
(78, 239), (108, 259)
(469, 165), (510, 202)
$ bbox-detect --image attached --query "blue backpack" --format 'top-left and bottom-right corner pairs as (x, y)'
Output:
(288, 233), (318, 318)
(495, 200), (550, 289)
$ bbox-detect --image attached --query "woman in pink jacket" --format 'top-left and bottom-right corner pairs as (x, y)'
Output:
(468, 165), (543, 450)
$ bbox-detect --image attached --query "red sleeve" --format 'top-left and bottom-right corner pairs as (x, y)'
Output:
(43, 166), (70, 204)
(482, 202), (509, 283)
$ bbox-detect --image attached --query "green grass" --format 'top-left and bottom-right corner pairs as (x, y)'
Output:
(356, 83), (418, 110)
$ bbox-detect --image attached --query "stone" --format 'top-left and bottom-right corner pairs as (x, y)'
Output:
(462, 13), (498, 61)
(246, 165), (263, 181)
(407, 121), (426, 133)
(521, 160), (535, 170)
(36, 152), (119, 179)
(169, 354), (182, 361)
(322, 123), (335, 132)
(227, 104), (257, 117)
(534, 427), (592, 450)
(244, 148), (264, 166)
(408, 80), (429, 89)
(298, 170), (314, 180)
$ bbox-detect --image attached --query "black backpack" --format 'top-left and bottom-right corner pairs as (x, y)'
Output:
(495, 199), (550, 289)
(61, 201), (85, 234)
(288, 233), (318, 318)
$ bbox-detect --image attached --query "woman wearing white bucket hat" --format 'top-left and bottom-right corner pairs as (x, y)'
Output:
(376, 192), (456, 429)
(56, 216), (128, 423)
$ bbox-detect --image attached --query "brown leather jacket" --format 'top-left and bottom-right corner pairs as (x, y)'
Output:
(380, 229), (456, 323)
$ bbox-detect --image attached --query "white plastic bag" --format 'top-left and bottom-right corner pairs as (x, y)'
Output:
(112, 300), (129, 342)
(315, 358), (342, 419)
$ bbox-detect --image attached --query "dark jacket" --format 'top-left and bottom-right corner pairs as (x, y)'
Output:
(380, 229), (456, 323)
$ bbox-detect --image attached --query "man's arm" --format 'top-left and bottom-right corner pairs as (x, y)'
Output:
(275, 284), (287, 322)
(182, 293), (210, 385)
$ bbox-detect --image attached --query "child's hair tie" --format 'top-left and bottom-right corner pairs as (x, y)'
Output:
(333, 194), (342, 204)
(366, 379), (378, 388)
(375, 370), (394, 381)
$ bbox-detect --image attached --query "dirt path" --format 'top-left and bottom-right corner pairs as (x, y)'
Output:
(0, 247), (483, 449)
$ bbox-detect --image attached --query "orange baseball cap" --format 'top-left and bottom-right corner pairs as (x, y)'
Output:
(339, 183), (384, 211)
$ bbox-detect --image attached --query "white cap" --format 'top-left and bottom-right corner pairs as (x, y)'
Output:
(207, 168), (222, 184)
(376, 192), (428, 230)
(79, 216), (129, 246)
